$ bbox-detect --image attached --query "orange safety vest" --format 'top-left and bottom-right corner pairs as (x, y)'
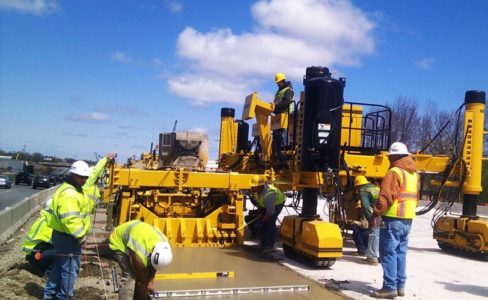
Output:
(383, 167), (418, 219)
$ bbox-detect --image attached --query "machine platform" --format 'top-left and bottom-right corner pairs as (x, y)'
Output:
(153, 247), (343, 299)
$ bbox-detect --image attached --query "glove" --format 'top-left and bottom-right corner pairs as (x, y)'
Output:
(34, 251), (43, 261)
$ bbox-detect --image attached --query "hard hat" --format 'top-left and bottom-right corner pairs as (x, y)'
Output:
(388, 142), (410, 156)
(274, 72), (286, 83)
(151, 241), (173, 270)
(250, 175), (265, 187)
(69, 160), (91, 177)
(354, 175), (369, 187)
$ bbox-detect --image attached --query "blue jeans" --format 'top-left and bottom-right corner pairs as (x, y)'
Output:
(379, 216), (412, 292)
(352, 225), (369, 253)
(260, 203), (284, 248)
(367, 226), (380, 260)
(43, 231), (82, 300)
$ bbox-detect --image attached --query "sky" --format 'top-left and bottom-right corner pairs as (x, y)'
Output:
(1, 0), (487, 163)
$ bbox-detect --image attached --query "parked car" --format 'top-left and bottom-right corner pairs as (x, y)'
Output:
(15, 172), (33, 185)
(32, 174), (57, 189)
(0, 175), (12, 189)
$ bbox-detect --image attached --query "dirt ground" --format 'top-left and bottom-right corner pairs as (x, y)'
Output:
(0, 211), (120, 300)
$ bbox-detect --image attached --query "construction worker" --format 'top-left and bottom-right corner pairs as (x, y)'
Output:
(83, 153), (116, 215)
(349, 200), (369, 256)
(371, 142), (418, 299)
(109, 220), (172, 300)
(354, 175), (380, 265)
(272, 72), (294, 168)
(249, 175), (285, 254)
(43, 160), (92, 300)
(273, 72), (294, 114)
(22, 199), (54, 277)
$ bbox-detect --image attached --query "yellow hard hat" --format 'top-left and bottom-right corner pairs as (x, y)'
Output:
(354, 175), (369, 187)
(250, 175), (265, 187)
(274, 72), (286, 83)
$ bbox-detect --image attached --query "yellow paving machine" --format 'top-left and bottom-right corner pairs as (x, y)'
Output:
(103, 66), (487, 267)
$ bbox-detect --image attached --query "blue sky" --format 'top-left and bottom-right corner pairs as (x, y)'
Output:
(1, 0), (487, 162)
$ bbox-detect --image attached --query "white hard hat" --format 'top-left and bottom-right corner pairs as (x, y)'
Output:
(388, 142), (410, 156)
(69, 160), (91, 177)
(151, 241), (172, 270)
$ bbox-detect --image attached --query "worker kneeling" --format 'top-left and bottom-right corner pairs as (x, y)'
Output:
(249, 176), (285, 254)
(109, 220), (172, 300)
(22, 199), (55, 277)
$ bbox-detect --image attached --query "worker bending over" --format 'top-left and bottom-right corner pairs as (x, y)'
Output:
(355, 175), (380, 265)
(109, 220), (172, 300)
(22, 199), (54, 277)
(43, 160), (92, 300)
(249, 176), (285, 254)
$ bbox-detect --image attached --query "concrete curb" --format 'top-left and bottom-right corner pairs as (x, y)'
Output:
(0, 187), (56, 245)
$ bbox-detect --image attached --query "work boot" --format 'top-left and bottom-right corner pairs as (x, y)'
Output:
(261, 247), (274, 254)
(371, 289), (397, 299)
(352, 251), (366, 256)
(360, 257), (379, 265)
(397, 288), (405, 297)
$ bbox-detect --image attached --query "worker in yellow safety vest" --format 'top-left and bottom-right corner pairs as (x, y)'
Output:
(22, 199), (54, 277)
(109, 220), (172, 300)
(354, 176), (380, 265)
(371, 142), (419, 299)
(272, 72), (294, 169)
(82, 153), (116, 231)
(249, 175), (286, 254)
(43, 160), (92, 300)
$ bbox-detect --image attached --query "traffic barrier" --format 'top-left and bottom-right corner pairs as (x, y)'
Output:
(0, 187), (56, 244)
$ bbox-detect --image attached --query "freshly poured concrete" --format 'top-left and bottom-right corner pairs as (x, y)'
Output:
(154, 247), (344, 299)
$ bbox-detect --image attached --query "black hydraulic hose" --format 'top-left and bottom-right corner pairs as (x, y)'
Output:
(419, 103), (465, 154)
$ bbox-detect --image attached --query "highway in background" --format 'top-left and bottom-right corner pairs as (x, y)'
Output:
(0, 185), (50, 211)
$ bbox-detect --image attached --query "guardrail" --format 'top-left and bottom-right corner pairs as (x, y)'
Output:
(0, 187), (56, 244)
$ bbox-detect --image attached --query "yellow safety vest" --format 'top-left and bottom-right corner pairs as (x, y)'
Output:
(22, 210), (53, 253)
(383, 167), (418, 219)
(47, 183), (90, 238)
(254, 184), (286, 208)
(274, 86), (294, 113)
(109, 220), (168, 268)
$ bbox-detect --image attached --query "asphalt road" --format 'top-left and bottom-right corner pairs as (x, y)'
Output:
(0, 184), (49, 211)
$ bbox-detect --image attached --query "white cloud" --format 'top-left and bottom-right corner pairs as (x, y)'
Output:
(415, 57), (435, 70)
(0, 0), (58, 15)
(169, 0), (376, 105)
(111, 51), (133, 64)
(68, 112), (110, 122)
(165, 0), (182, 13)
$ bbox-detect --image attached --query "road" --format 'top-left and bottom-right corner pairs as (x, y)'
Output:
(0, 184), (48, 211)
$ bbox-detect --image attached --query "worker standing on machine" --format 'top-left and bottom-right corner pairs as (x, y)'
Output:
(272, 72), (294, 168)
(109, 220), (172, 300)
(371, 142), (418, 299)
(22, 199), (55, 277)
(273, 72), (294, 114)
(249, 175), (286, 254)
(354, 175), (380, 265)
(43, 160), (92, 300)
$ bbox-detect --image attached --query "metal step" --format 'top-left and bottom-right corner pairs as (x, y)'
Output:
(154, 284), (309, 298)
